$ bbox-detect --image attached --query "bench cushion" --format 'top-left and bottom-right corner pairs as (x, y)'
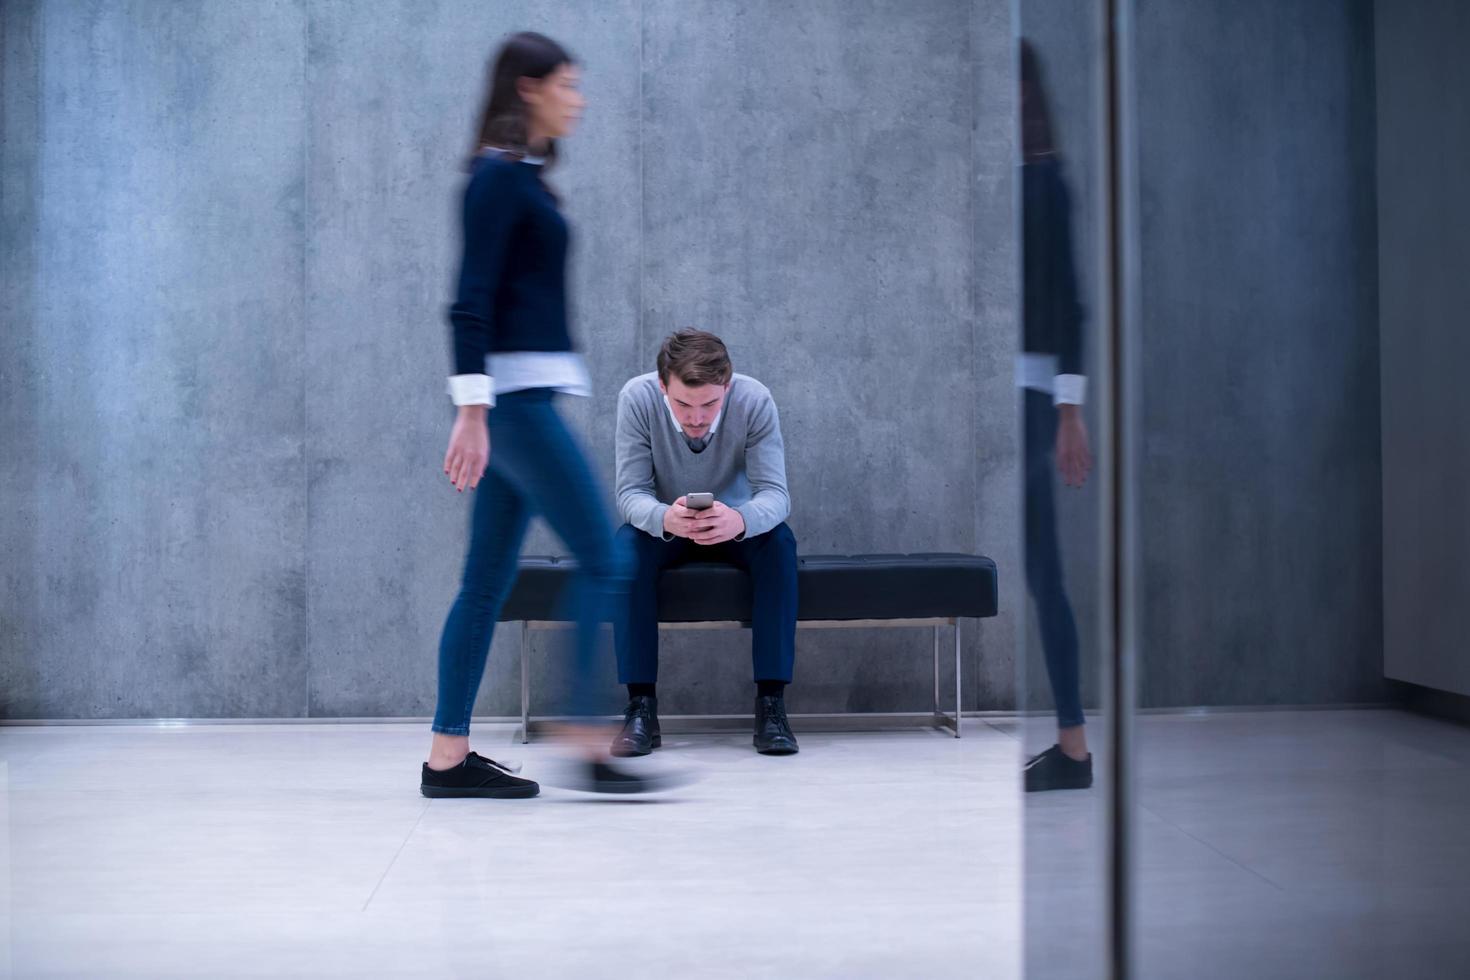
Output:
(499, 553), (997, 623)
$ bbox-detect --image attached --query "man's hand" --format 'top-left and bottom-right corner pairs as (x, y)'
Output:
(664, 497), (745, 544)
(1056, 405), (1093, 489)
(689, 501), (745, 545)
(662, 497), (701, 539)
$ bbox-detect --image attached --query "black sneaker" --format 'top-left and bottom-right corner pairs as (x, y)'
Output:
(1023, 745), (1093, 792)
(421, 751), (540, 799)
(574, 759), (683, 795)
(610, 695), (661, 757)
(754, 695), (799, 755)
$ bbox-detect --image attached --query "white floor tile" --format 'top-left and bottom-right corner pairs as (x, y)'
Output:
(1, 723), (1021, 979)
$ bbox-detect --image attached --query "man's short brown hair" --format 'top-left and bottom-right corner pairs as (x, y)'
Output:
(656, 329), (733, 387)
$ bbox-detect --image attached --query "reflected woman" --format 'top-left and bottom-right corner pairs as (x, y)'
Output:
(1019, 39), (1094, 792)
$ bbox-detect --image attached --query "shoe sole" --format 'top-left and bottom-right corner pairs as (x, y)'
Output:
(420, 783), (540, 799)
(755, 743), (799, 756)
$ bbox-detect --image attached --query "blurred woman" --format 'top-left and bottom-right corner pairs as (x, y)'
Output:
(422, 31), (663, 798)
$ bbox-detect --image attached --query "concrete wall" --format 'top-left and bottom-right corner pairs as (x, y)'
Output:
(2, 0), (1390, 720)
(0, 0), (1021, 719)
(2, 0), (311, 718)
(1132, 0), (1384, 707)
(1377, 0), (1470, 699)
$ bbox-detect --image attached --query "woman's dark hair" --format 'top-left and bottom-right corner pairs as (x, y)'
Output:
(1020, 39), (1057, 163)
(470, 32), (576, 168)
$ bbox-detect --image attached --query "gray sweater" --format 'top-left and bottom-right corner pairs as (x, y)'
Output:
(615, 372), (791, 540)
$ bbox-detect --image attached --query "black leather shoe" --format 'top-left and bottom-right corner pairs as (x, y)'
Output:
(754, 695), (799, 755)
(610, 695), (661, 757)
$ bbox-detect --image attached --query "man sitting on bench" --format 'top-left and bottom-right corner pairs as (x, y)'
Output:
(611, 329), (799, 757)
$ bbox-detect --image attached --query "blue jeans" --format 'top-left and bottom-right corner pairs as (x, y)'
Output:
(432, 389), (631, 735)
(1025, 389), (1085, 729)
(613, 522), (799, 685)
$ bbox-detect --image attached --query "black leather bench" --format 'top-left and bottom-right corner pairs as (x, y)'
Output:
(502, 553), (998, 740)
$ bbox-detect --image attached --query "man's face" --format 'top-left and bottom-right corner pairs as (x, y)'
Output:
(661, 377), (729, 439)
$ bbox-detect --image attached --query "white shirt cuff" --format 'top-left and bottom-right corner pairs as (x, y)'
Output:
(1053, 374), (1086, 406)
(447, 374), (494, 407)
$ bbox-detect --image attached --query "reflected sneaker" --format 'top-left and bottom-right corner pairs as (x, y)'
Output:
(1023, 745), (1093, 792)
(610, 695), (661, 757)
(754, 695), (799, 755)
(421, 751), (540, 799)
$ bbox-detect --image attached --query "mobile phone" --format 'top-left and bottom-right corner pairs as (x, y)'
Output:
(686, 492), (715, 511)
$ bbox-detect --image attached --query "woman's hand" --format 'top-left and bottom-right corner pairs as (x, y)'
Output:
(445, 405), (490, 492)
(1056, 404), (1093, 489)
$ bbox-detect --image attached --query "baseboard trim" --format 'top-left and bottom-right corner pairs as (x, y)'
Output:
(1, 703), (1403, 727)
(1387, 680), (1470, 728)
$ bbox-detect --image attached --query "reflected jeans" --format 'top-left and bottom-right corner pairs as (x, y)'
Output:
(1025, 388), (1085, 729)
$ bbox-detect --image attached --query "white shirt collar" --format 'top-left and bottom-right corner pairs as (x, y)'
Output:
(481, 146), (545, 166)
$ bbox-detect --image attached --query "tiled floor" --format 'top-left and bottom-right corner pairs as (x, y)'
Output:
(1022, 708), (1470, 980)
(4, 709), (1468, 979)
(0, 721), (1021, 979)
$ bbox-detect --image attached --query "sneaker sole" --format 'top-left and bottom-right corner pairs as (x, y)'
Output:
(580, 771), (690, 795)
(420, 783), (540, 799)
(1024, 779), (1092, 793)
(587, 779), (654, 794)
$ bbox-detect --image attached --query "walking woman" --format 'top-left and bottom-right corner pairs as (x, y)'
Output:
(1018, 39), (1095, 792)
(422, 32), (660, 798)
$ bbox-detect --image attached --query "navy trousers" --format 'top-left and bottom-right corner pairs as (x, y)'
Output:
(614, 521), (799, 685)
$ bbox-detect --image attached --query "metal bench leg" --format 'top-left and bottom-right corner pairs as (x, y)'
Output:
(953, 618), (963, 738)
(932, 623), (941, 722)
(520, 621), (531, 744)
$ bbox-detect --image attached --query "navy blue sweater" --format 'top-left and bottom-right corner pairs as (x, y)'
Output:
(1022, 157), (1085, 376)
(448, 153), (574, 377)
